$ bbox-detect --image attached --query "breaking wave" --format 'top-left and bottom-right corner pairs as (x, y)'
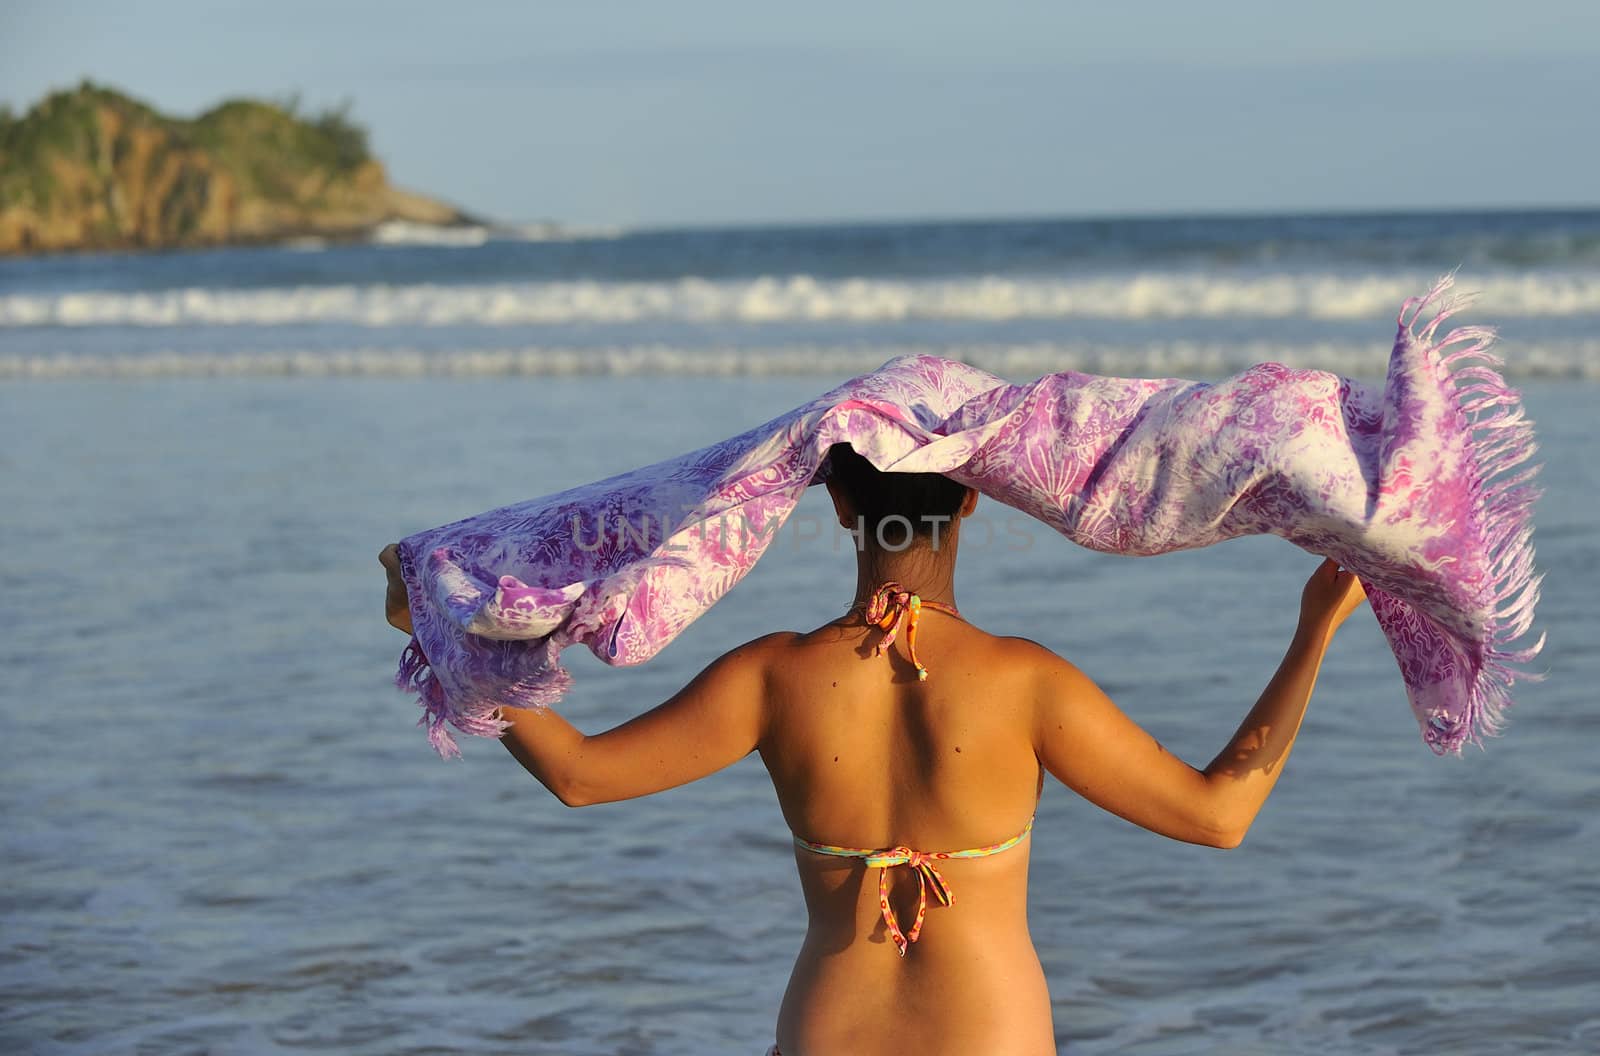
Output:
(5, 338), (1596, 380)
(4, 271), (1600, 329)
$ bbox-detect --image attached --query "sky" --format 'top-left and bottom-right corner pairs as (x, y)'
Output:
(2, 1), (1597, 229)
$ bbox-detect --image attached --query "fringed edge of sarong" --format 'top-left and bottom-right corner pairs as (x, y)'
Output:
(1402, 273), (1547, 754)
(395, 636), (576, 759)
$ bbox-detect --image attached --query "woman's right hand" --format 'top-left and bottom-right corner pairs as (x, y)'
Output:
(380, 543), (414, 635)
(1300, 557), (1367, 636)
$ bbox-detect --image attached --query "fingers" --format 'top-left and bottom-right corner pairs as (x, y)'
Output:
(1307, 556), (1340, 588)
(1322, 561), (1367, 629)
(381, 543), (414, 635)
(1300, 556), (1367, 633)
(1315, 556), (1358, 584)
(1327, 560), (1365, 597)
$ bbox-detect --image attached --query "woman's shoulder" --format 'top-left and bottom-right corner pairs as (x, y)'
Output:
(717, 630), (807, 663)
(988, 632), (1069, 664)
(741, 622), (1080, 669)
(987, 634), (1097, 688)
(716, 624), (1090, 697)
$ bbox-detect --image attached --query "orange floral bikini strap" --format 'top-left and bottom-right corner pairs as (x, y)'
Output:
(863, 581), (959, 682)
(795, 817), (1035, 956)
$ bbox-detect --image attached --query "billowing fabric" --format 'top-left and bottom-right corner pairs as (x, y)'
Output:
(394, 275), (1543, 757)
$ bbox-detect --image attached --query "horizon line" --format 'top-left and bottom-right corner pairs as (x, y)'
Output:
(497, 201), (1600, 238)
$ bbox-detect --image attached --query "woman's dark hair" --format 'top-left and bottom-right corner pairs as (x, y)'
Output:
(824, 442), (969, 542)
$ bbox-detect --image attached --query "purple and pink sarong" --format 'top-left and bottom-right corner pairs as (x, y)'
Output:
(393, 275), (1544, 758)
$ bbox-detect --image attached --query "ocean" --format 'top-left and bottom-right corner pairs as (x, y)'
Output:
(1, 210), (1595, 1054)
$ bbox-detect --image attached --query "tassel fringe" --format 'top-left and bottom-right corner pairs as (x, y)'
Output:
(1401, 274), (1546, 754)
(395, 635), (575, 758)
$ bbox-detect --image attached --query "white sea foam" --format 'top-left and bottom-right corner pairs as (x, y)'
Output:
(368, 221), (490, 247)
(5, 338), (1595, 380)
(502, 220), (625, 242)
(4, 271), (1599, 329)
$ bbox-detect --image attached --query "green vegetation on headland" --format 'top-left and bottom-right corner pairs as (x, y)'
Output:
(0, 81), (475, 256)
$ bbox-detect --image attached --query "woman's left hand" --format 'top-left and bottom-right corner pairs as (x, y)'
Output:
(379, 543), (414, 635)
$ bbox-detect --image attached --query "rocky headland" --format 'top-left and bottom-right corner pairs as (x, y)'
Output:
(0, 82), (476, 255)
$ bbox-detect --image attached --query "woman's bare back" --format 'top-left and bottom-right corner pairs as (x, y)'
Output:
(384, 435), (1367, 1055)
(405, 517), (1364, 1056)
(758, 609), (1057, 1056)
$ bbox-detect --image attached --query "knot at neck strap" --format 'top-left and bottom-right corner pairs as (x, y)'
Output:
(862, 582), (958, 682)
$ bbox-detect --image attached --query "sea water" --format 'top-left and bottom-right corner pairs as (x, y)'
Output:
(1, 212), (1596, 1054)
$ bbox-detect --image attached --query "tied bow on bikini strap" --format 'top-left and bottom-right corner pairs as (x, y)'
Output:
(862, 582), (959, 682)
(863, 846), (954, 956)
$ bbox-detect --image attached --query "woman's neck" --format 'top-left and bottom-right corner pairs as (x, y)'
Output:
(848, 543), (958, 612)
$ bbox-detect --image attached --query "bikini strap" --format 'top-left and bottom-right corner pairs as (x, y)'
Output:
(860, 582), (960, 681)
(794, 816), (1034, 956)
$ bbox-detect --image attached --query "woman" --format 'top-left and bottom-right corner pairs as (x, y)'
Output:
(381, 443), (1368, 1056)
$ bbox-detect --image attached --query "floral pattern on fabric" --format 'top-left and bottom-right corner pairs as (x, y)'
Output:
(396, 275), (1543, 758)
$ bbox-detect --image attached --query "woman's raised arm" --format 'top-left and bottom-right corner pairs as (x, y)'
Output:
(382, 542), (779, 806)
(496, 633), (789, 807)
(1029, 559), (1366, 848)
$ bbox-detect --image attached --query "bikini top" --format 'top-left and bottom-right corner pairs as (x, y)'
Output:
(794, 817), (1035, 957)
(791, 582), (1036, 957)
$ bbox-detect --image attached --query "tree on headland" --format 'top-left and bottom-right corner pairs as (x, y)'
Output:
(312, 100), (371, 172)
